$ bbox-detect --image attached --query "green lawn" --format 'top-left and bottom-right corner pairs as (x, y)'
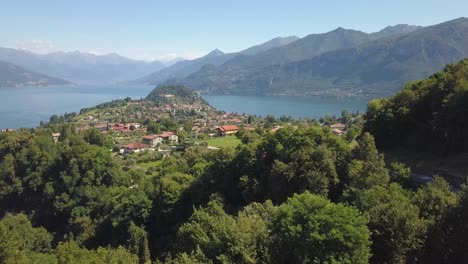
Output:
(198, 136), (242, 148)
(138, 160), (163, 169)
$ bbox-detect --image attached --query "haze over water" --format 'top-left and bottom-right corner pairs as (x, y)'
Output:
(0, 85), (369, 129)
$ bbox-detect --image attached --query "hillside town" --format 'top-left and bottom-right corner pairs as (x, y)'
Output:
(38, 87), (352, 157)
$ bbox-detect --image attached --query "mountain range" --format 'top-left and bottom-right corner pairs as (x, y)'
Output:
(2, 17), (468, 97)
(140, 18), (468, 97)
(130, 36), (300, 86)
(132, 23), (429, 95)
(0, 48), (167, 84)
(0, 60), (70, 87)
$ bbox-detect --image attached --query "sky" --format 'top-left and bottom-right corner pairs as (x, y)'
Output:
(1, 0), (467, 61)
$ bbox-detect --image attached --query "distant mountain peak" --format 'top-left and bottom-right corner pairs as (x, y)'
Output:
(328, 27), (364, 35)
(272, 36), (300, 41)
(240, 36), (300, 55)
(453, 17), (468, 21)
(206, 49), (224, 57)
(371, 24), (423, 39)
(378, 24), (422, 33)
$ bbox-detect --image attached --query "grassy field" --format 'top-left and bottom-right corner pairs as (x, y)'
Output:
(138, 160), (163, 169)
(198, 136), (242, 148)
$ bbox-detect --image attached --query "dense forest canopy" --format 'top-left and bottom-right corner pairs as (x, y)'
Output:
(365, 59), (468, 154)
(0, 124), (466, 263)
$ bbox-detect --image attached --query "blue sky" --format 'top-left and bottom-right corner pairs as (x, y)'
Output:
(1, 0), (467, 61)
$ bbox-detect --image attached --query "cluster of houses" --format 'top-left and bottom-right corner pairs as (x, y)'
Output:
(105, 123), (142, 133)
(120, 125), (241, 155)
(190, 114), (244, 134)
(121, 131), (179, 154)
(76, 122), (146, 134)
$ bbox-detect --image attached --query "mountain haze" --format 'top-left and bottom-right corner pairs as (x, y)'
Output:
(131, 35), (305, 86)
(130, 49), (237, 86)
(163, 57), (186, 67)
(0, 48), (166, 84)
(0, 60), (70, 87)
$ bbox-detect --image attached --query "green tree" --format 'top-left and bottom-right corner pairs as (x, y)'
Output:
(182, 120), (193, 132)
(269, 192), (371, 264)
(165, 247), (212, 264)
(413, 177), (458, 222)
(56, 241), (138, 264)
(421, 184), (468, 263)
(83, 128), (113, 149)
(341, 109), (352, 125)
(0, 153), (22, 198)
(356, 183), (428, 263)
(145, 119), (162, 134)
(247, 116), (253, 124)
(389, 162), (411, 187)
(176, 199), (274, 264)
(127, 222), (151, 264)
(344, 133), (389, 200)
(0, 214), (54, 264)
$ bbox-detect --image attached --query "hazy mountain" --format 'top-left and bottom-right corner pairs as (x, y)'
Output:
(239, 36), (300, 55)
(175, 25), (416, 91)
(131, 36), (304, 86)
(0, 48), (166, 84)
(131, 49), (236, 86)
(216, 28), (374, 73)
(178, 18), (468, 97)
(164, 57), (186, 67)
(0, 60), (70, 87)
(174, 28), (379, 92)
(370, 24), (423, 39)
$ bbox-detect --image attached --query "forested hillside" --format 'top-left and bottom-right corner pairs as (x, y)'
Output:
(178, 18), (468, 97)
(130, 24), (420, 88)
(365, 58), (468, 154)
(0, 119), (466, 263)
(146, 84), (209, 105)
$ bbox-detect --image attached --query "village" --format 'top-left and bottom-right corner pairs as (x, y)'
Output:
(2, 93), (352, 158)
(1, 87), (352, 158)
(39, 91), (352, 157)
(46, 92), (254, 154)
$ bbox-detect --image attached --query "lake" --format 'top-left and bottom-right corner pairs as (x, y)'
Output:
(0, 85), (370, 129)
(203, 95), (369, 119)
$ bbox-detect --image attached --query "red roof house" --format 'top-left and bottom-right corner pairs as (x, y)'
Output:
(217, 125), (239, 136)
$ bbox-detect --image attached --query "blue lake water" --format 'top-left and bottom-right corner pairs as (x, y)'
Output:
(0, 85), (370, 129)
(0, 85), (154, 129)
(203, 95), (369, 119)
